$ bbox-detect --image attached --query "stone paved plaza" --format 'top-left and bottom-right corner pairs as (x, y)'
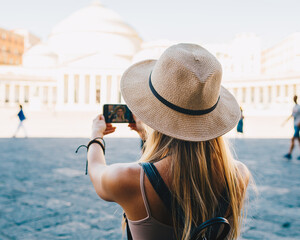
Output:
(0, 138), (299, 240)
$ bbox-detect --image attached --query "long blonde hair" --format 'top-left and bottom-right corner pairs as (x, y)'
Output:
(139, 130), (248, 240)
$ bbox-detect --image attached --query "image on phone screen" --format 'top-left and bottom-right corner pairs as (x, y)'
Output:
(103, 104), (134, 123)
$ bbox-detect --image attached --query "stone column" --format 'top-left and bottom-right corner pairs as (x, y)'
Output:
(263, 86), (268, 104)
(111, 75), (118, 103)
(288, 84), (294, 98)
(28, 86), (34, 105)
(9, 83), (15, 106)
(237, 87), (243, 103)
(57, 74), (64, 106)
(45, 86), (49, 104)
(100, 75), (107, 105)
(0, 82), (5, 104)
(271, 85), (277, 103)
(280, 85), (285, 100)
(68, 75), (75, 104)
(19, 85), (25, 104)
(39, 85), (44, 104)
(79, 74), (85, 105)
(89, 75), (96, 105)
(254, 87), (260, 104)
(47, 86), (53, 106)
(246, 87), (251, 104)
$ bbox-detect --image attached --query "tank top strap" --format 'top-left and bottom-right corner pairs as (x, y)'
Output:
(140, 167), (152, 217)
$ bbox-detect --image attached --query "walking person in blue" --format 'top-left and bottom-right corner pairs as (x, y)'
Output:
(283, 95), (300, 160)
(13, 105), (28, 138)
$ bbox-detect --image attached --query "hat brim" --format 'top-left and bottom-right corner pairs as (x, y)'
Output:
(121, 59), (241, 141)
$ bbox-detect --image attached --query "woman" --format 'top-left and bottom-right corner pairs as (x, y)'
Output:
(87, 44), (250, 240)
(112, 106), (129, 123)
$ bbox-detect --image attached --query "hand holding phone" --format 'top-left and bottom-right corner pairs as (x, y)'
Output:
(128, 115), (147, 141)
(91, 115), (116, 138)
(103, 104), (134, 123)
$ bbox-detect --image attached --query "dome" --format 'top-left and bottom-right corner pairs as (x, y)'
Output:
(132, 40), (175, 63)
(23, 43), (58, 68)
(47, 1), (142, 65)
(63, 53), (131, 69)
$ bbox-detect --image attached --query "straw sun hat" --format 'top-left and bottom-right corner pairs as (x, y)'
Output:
(121, 43), (241, 141)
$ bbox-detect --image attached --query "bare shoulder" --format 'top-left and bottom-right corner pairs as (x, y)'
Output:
(97, 162), (141, 203)
(234, 160), (250, 185)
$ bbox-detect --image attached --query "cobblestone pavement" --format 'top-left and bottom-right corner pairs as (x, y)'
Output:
(0, 138), (299, 240)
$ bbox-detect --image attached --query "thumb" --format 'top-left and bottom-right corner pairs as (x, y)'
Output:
(100, 114), (105, 121)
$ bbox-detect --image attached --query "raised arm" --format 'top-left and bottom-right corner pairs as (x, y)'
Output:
(87, 115), (118, 201)
(87, 115), (140, 204)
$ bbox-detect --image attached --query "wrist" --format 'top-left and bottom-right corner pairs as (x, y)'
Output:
(91, 133), (104, 139)
(87, 138), (105, 155)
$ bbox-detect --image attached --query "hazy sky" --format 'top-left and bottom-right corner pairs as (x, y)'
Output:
(0, 0), (299, 48)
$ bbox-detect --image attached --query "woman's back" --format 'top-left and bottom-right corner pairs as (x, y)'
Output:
(126, 162), (175, 240)
(113, 159), (172, 224)
(117, 152), (249, 240)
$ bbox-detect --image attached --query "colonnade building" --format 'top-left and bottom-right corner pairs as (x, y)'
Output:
(0, 2), (299, 115)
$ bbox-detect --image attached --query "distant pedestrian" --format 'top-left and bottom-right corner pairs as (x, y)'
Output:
(283, 95), (300, 160)
(13, 105), (28, 138)
(237, 106), (244, 134)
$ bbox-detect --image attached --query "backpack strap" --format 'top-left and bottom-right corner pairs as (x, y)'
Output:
(139, 162), (172, 212)
(208, 190), (230, 239)
(123, 213), (133, 240)
(124, 162), (173, 240)
(139, 162), (231, 240)
(190, 217), (230, 240)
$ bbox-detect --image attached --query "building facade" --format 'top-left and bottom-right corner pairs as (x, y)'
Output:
(262, 33), (300, 75)
(12, 29), (40, 51)
(0, 2), (299, 115)
(0, 28), (24, 65)
(0, 2), (141, 111)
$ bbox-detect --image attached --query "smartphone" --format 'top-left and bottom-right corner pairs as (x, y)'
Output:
(103, 104), (134, 123)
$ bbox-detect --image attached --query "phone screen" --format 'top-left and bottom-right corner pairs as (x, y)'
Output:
(103, 104), (134, 123)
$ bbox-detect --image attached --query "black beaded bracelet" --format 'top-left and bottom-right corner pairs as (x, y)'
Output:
(87, 139), (105, 155)
(75, 137), (106, 175)
(91, 137), (106, 148)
